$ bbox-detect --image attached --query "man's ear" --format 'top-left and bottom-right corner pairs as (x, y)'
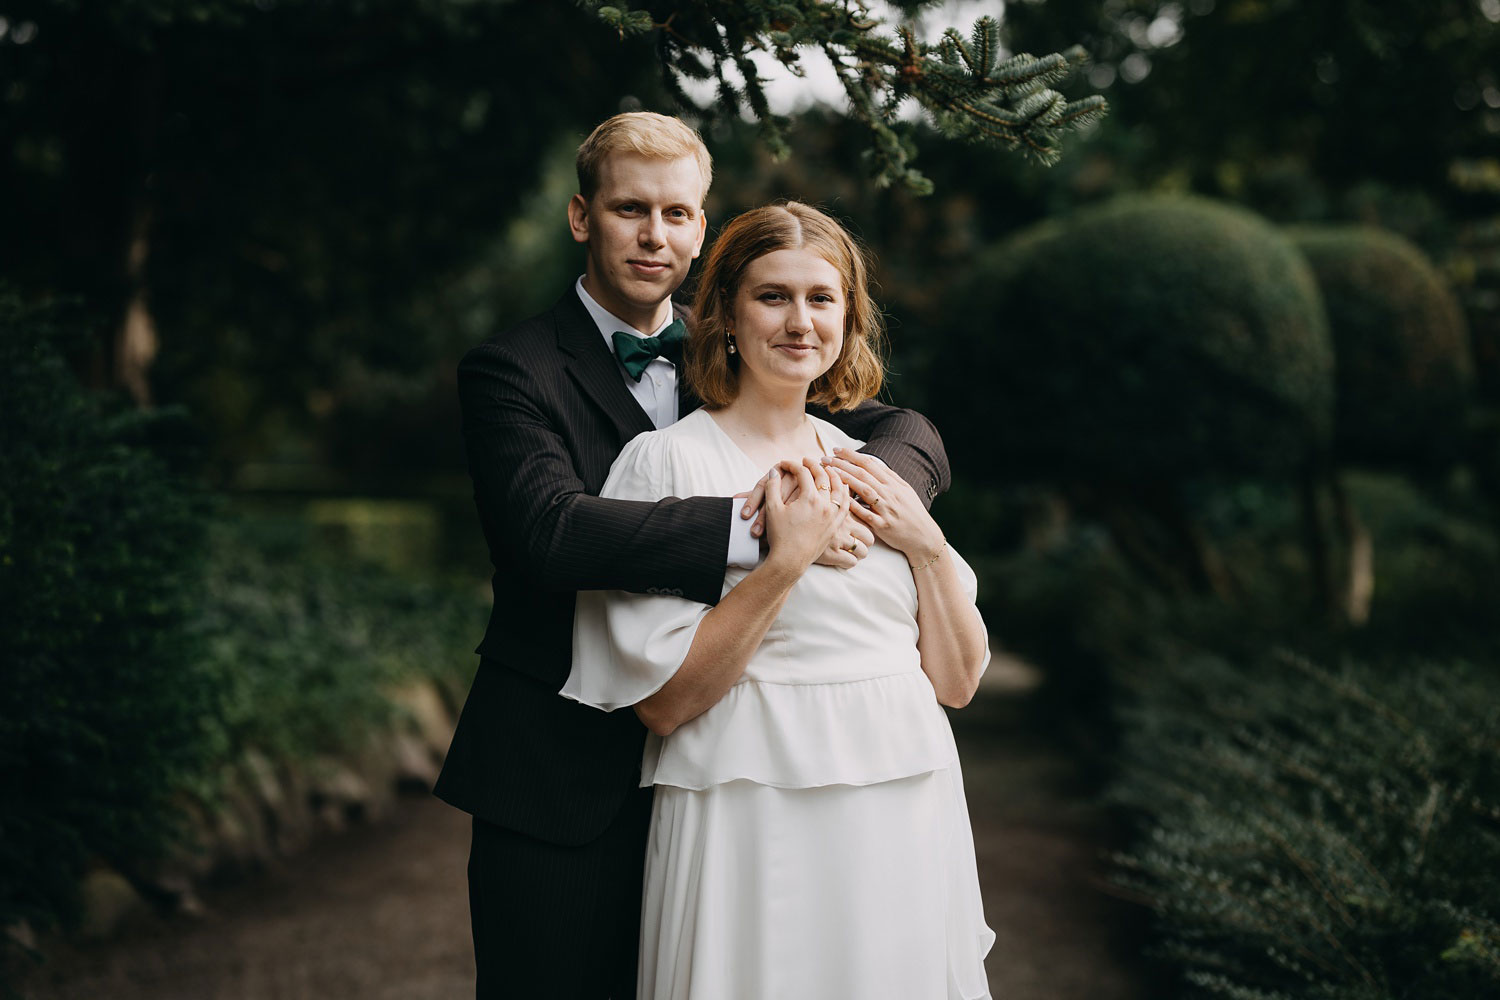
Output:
(692, 210), (708, 259)
(567, 194), (590, 245)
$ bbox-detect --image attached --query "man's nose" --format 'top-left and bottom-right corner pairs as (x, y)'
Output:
(638, 211), (665, 248)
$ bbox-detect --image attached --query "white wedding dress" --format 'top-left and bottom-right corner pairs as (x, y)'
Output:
(564, 408), (995, 1000)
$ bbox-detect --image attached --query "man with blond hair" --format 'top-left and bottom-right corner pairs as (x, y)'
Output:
(435, 111), (950, 999)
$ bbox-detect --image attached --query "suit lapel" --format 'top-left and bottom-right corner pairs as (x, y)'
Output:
(554, 290), (654, 443)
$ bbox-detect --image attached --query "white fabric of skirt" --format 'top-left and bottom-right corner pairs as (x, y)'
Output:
(639, 767), (995, 1000)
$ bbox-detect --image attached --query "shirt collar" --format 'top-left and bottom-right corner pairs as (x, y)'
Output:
(575, 276), (676, 346)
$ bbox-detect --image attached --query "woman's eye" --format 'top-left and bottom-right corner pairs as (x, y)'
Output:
(760, 292), (784, 302)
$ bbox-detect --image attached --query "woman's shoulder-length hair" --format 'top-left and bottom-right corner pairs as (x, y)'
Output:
(686, 201), (885, 412)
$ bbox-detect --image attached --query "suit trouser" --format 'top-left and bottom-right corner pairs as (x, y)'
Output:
(468, 785), (653, 1000)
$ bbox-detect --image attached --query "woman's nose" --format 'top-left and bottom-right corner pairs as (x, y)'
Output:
(786, 301), (812, 333)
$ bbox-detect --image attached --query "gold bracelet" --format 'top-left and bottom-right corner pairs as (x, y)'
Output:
(910, 540), (946, 571)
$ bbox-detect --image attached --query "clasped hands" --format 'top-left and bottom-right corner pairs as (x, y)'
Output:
(733, 448), (944, 571)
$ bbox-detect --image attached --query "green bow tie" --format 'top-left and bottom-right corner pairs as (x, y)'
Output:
(611, 318), (686, 382)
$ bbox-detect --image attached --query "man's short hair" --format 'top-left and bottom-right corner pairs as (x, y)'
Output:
(576, 112), (713, 204)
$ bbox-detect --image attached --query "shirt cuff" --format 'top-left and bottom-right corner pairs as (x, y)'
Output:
(726, 499), (762, 570)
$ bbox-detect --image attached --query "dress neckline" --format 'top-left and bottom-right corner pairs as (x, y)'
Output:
(698, 408), (831, 473)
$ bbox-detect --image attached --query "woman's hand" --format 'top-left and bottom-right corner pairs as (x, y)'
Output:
(762, 457), (850, 575)
(823, 448), (945, 565)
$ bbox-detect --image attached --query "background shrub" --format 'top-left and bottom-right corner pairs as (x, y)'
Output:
(935, 195), (1335, 487)
(0, 294), (487, 948)
(197, 515), (486, 765)
(1109, 649), (1500, 999)
(1288, 225), (1473, 473)
(0, 293), (215, 932)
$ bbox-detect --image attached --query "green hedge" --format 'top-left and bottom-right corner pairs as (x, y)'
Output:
(0, 295), (486, 951)
(0, 293), (215, 932)
(197, 515), (485, 765)
(1288, 225), (1473, 473)
(1110, 650), (1500, 999)
(936, 195), (1334, 486)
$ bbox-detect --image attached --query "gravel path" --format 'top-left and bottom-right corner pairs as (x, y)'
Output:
(19, 682), (1150, 1000)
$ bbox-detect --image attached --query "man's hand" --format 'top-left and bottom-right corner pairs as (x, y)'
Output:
(814, 516), (874, 570)
(737, 471), (774, 540)
(736, 463), (874, 569)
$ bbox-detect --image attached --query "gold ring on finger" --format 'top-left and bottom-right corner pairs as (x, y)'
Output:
(816, 484), (830, 492)
(844, 542), (858, 553)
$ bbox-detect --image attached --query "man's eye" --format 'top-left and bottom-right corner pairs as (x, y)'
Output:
(619, 204), (640, 214)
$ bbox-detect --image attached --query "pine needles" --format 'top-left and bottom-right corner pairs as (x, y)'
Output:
(576, 1), (1107, 193)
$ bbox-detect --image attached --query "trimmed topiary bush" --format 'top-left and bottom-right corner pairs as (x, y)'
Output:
(1288, 225), (1473, 473)
(938, 194), (1335, 487)
(0, 293), (215, 936)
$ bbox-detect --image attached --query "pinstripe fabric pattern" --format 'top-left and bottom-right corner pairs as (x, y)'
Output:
(434, 288), (951, 845)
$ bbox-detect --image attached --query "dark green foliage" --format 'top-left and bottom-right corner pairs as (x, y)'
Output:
(0, 293), (487, 943)
(937, 195), (1334, 487)
(959, 464), (1500, 999)
(1288, 226), (1473, 473)
(0, 292), (213, 931)
(0, 0), (663, 472)
(1109, 650), (1500, 999)
(579, 1), (1105, 192)
(196, 516), (486, 764)
(999, 0), (1499, 200)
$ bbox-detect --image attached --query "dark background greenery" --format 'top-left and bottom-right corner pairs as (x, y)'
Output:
(3, 0), (1498, 995)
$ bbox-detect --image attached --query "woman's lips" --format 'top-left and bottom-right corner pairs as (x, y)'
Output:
(774, 343), (816, 354)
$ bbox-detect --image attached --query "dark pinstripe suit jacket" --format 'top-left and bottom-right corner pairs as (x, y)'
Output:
(434, 289), (950, 845)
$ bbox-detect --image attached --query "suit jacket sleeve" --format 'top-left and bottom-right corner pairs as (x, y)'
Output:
(809, 399), (951, 509)
(459, 342), (732, 606)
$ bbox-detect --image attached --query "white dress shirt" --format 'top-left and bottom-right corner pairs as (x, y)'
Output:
(575, 278), (760, 569)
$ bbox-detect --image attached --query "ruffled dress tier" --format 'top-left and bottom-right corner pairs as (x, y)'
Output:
(565, 408), (995, 1000)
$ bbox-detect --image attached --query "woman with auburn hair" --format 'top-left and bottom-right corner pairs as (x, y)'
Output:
(564, 202), (993, 999)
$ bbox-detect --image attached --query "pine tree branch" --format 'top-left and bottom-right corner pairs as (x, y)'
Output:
(576, 0), (1107, 193)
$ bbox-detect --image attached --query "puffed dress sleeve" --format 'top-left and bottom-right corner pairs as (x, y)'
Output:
(562, 431), (716, 712)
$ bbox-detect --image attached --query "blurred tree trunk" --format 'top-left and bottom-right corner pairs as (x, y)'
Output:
(1299, 466), (1373, 626)
(1299, 467), (1339, 618)
(114, 54), (162, 407)
(118, 203), (158, 407)
(1330, 476), (1374, 626)
(1072, 483), (1234, 600)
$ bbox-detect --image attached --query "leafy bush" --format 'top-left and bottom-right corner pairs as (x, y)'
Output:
(196, 514), (485, 764)
(1288, 225), (1473, 473)
(936, 194), (1335, 487)
(0, 293), (214, 932)
(1109, 650), (1500, 999)
(0, 293), (486, 952)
